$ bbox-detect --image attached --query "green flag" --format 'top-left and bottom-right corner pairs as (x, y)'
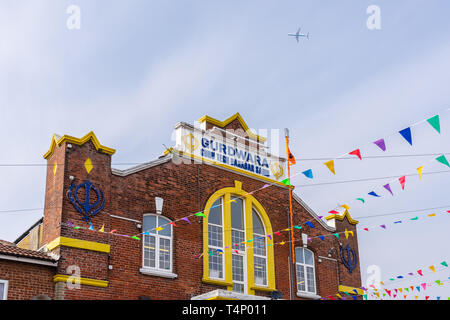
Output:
(441, 261), (448, 267)
(131, 236), (140, 240)
(333, 233), (339, 239)
(410, 216), (418, 221)
(281, 178), (291, 186)
(436, 155), (450, 168)
(195, 212), (206, 218)
(427, 115), (441, 134)
(363, 294), (368, 300)
(356, 198), (365, 203)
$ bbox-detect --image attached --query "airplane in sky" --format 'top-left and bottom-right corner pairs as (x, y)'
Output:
(288, 27), (309, 43)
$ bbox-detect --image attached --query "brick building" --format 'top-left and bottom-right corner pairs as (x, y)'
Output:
(1, 113), (362, 300)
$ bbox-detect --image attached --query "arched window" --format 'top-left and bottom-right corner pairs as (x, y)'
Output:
(142, 214), (173, 274)
(295, 247), (316, 294)
(203, 180), (275, 295)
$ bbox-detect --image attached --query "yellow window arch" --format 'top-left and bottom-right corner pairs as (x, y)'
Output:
(202, 180), (276, 295)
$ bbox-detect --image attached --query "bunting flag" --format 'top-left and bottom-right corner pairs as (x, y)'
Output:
(287, 146), (296, 166)
(399, 127), (413, 146)
(383, 183), (394, 196)
(356, 198), (365, 203)
(363, 228), (369, 231)
(293, 225), (302, 230)
(131, 236), (140, 240)
(349, 149), (362, 160)
(417, 166), (424, 180)
(333, 233), (339, 239)
(429, 266), (436, 273)
(368, 191), (381, 197)
(411, 216), (418, 220)
(427, 115), (441, 134)
(74, 226), (82, 230)
(422, 283), (427, 290)
(441, 261), (448, 267)
(99, 224), (105, 233)
(302, 169), (313, 179)
(435, 280), (442, 286)
(380, 225), (386, 229)
(329, 210), (339, 214)
(262, 184), (270, 189)
(88, 222), (94, 230)
(374, 139), (386, 151)
(319, 235), (325, 241)
(436, 155), (450, 168)
(324, 160), (335, 174)
(417, 270), (423, 276)
(399, 176), (406, 190)
(340, 204), (350, 210)
(281, 178), (291, 186)
(169, 222), (177, 227)
(182, 217), (191, 225)
(110, 229), (117, 233)
(305, 221), (315, 228)
(344, 228), (354, 239)
(155, 227), (164, 231)
(195, 212), (206, 218)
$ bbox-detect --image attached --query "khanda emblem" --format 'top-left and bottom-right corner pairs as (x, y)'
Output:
(68, 180), (105, 222)
(340, 244), (358, 274)
(182, 133), (199, 153)
(270, 162), (284, 180)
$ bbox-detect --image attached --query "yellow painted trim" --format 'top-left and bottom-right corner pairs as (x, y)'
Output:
(198, 113), (267, 142)
(44, 131), (116, 159)
(339, 285), (364, 295)
(202, 181), (276, 295)
(53, 275), (109, 288)
(46, 236), (111, 253)
(170, 149), (289, 188)
(325, 209), (359, 225)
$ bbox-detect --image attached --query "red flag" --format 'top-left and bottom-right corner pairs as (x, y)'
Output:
(425, 296), (430, 300)
(385, 289), (391, 297)
(349, 149), (362, 160)
(363, 228), (369, 231)
(329, 210), (339, 214)
(417, 270), (423, 276)
(274, 231), (281, 236)
(399, 176), (406, 190)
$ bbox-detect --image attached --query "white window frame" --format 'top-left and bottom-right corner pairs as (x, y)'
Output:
(0, 279), (8, 300)
(140, 214), (177, 279)
(231, 195), (247, 294)
(295, 247), (317, 295)
(208, 197), (225, 280)
(252, 208), (268, 288)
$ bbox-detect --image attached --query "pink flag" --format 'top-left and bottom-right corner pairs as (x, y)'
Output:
(417, 270), (423, 276)
(421, 283), (426, 290)
(399, 176), (406, 190)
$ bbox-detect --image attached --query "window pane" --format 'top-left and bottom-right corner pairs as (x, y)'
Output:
(233, 283), (244, 293)
(296, 264), (306, 292)
(306, 266), (315, 293)
(252, 209), (265, 236)
(0, 283), (4, 300)
(208, 225), (223, 248)
(232, 254), (244, 282)
(158, 216), (172, 237)
(253, 236), (266, 257)
(230, 196), (244, 230)
(254, 256), (267, 286)
(304, 249), (314, 265)
(231, 230), (245, 252)
(143, 235), (156, 268)
(295, 247), (304, 264)
(208, 248), (223, 279)
(208, 198), (222, 226)
(159, 238), (171, 270)
(143, 215), (157, 234)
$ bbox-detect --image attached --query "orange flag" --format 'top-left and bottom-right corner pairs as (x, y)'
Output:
(287, 146), (296, 166)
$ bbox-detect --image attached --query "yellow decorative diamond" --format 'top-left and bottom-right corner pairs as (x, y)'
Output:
(84, 158), (93, 174)
(53, 161), (57, 175)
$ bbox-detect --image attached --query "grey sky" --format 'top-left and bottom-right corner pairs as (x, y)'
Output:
(0, 1), (449, 299)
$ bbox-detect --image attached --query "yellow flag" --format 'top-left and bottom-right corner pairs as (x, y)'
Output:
(417, 166), (424, 179)
(336, 294), (342, 299)
(324, 160), (335, 174)
(428, 213), (436, 217)
(99, 224), (105, 232)
(429, 265), (436, 273)
(155, 227), (164, 231)
(280, 241), (286, 245)
(340, 204), (350, 210)
(375, 292), (380, 298)
(399, 288), (403, 293)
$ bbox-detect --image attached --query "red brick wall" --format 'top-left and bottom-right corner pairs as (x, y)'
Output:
(0, 259), (55, 300)
(41, 136), (362, 300)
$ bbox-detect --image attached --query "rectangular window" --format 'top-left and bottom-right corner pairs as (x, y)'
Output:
(143, 235), (156, 268)
(296, 265), (306, 292)
(208, 247), (223, 279)
(0, 280), (8, 300)
(254, 256), (267, 286)
(232, 254), (245, 293)
(159, 238), (171, 270)
(306, 266), (315, 293)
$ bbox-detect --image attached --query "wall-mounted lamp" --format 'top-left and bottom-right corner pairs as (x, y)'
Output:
(155, 197), (164, 215)
(301, 233), (308, 248)
(328, 247), (335, 257)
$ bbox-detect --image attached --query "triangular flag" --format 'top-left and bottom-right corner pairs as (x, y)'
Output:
(274, 232), (281, 236)
(74, 226), (82, 230)
(305, 221), (315, 228)
(324, 160), (335, 174)
(88, 222), (94, 230)
(363, 228), (369, 231)
(319, 235), (325, 241)
(383, 183), (394, 196)
(368, 191), (381, 197)
(281, 178), (291, 186)
(340, 204), (350, 210)
(417, 166), (424, 180)
(429, 265), (436, 273)
(110, 229), (117, 233)
(287, 146), (296, 166)
(363, 294), (367, 300)
(441, 261), (448, 267)
(195, 212), (206, 218)
(333, 233), (339, 239)
(422, 283), (427, 290)
(427, 115), (441, 134)
(416, 286), (420, 292)
(131, 236), (140, 240)
(329, 210), (339, 214)
(302, 169), (313, 179)
(356, 198), (365, 203)
(411, 216), (418, 221)
(182, 217), (191, 225)
(99, 224), (105, 232)
(399, 127), (413, 146)
(169, 222), (177, 227)
(155, 227), (164, 231)
(380, 224), (386, 229)
(428, 213), (436, 217)
(417, 270), (423, 276)
(399, 288), (403, 293)
(373, 139), (386, 151)
(436, 155), (450, 168)
(399, 176), (406, 190)
(349, 149), (362, 160)
(435, 280), (442, 286)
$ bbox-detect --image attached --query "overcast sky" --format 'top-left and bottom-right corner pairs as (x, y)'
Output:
(0, 0), (449, 299)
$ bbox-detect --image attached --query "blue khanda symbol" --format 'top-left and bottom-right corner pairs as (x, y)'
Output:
(68, 180), (105, 222)
(340, 244), (358, 274)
